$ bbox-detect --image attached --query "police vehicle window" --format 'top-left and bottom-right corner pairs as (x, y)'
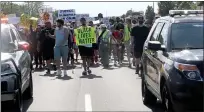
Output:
(1, 26), (15, 52)
(158, 23), (169, 45)
(171, 22), (203, 49)
(150, 22), (164, 41)
(10, 29), (18, 42)
(12, 28), (22, 41)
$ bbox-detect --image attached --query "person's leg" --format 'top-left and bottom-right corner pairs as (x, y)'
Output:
(39, 51), (43, 68)
(104, 46), (109, 67)
(54, 46), (62, 75)
(99, 44), (103, 65)
(74, 45), (79, 62)
(118, 44), (122, 65)
(125, 42), (131, 67)
(87, 47), (93, 74)
(121, 43), (125, 61)
(61, 46), (68, 76)
(112, 44), (118, 65)
(134, 52), (141, 74)
(34, 50), (39, 68)
(78, 46), (87, 75)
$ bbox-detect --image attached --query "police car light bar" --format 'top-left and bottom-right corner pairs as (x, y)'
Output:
(169, 10), (203, 17)
(187, 10), (203, 15)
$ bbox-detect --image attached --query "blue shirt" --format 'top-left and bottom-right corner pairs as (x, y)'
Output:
(55, 27), (68, 46)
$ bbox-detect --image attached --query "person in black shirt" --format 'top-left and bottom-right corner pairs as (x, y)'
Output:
(38, 22), (55, 74)
(131, 16), (150, 74)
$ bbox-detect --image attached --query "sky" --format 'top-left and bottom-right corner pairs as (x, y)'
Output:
(14, 2), (158, 17)
(44, 2), (158, 17)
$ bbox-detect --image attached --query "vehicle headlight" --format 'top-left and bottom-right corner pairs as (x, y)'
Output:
(1, 61), (16, 74)
(1, 74), (17, 91)
(174, 62), (202, 81)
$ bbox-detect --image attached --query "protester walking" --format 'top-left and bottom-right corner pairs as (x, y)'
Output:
(131, 16), (150, 74)
(123, 17), (132, 67)
(74, 18), (97, 75)
(98, 24), (111, 68)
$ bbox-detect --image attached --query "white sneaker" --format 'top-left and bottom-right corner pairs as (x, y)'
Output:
(56, 70), (62, 76)
(63, 70), (68, 76)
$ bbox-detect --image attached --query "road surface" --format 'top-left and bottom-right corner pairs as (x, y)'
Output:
(3, 59), (164, 112)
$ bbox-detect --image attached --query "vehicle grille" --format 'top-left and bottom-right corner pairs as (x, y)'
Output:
(196, 62), (204, 78)
(1, 81), (8, 92)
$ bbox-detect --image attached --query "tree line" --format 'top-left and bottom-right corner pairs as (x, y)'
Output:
(0, 2), (44, 17)
(118, 1), (201, 25)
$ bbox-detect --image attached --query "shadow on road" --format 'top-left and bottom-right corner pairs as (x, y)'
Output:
(2, 98), (33, 112)
(39, 72), (56, 77)
(22, 98), (33, 112)
(80, 74), (103, 79)
(90, 63), (101, 68)
(56, 75), (73, 80)
(145, 101), (165, 112)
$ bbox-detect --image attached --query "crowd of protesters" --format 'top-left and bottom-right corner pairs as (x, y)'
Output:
(22, 15), (150, 76)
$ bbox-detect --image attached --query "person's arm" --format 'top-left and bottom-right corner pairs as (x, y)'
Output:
(49, 30), (56, 39)
(130, 27), (135, 46)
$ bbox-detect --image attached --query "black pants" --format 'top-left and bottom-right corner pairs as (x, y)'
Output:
(67, 51), (74, 64)
(34, 51), (43, 66)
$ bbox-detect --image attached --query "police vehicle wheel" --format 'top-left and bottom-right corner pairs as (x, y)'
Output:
(162, 83), (173, 112)
(13, 89), (23, 112)
(25, 71), (33, 99)
(142, 78), (157, 105)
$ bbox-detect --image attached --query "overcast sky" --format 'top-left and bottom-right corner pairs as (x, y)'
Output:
(14, 2), (158, 17)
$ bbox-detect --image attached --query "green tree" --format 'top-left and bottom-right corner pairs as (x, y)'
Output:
(0, 2), (43, 17)
(121, 14), (126, 19)
(158, 1), (175, 16)
(126, 10), (133, 17)
(145, 5), (155, 25)
(174, 1), (197, 10)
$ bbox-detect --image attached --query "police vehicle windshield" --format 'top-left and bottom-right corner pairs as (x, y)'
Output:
(171, 22), (204, 50)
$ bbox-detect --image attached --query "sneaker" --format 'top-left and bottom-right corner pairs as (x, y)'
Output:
(63, 70), (68, 76)
(46, 69), (50, 74)
(56, 70), (62, 76)
(87, 69), (92, 74)
(82, 71), (87, 76)
(53, 65), (57, 71)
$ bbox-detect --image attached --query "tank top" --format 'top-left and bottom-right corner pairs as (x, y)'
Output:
(55, 27), (68, 46)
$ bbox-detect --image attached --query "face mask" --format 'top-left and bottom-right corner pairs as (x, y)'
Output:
(139, 21), (143, 25)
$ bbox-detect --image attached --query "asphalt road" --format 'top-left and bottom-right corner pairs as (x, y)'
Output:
(3, 59), (164, 112)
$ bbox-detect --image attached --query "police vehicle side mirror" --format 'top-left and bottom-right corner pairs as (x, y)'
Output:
(148, 41), (164, 51)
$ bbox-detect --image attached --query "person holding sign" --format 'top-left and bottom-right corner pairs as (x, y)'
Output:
(48, 19), (70, 76)
(74, 17), (96, 76)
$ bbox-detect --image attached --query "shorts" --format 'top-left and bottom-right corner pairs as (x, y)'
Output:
(43, 49), (54, 60)
(134, 52), (143, 58)
(54, 46), (69, 60)
(78, 46), (93, 57)
(92, 43), (99, 50)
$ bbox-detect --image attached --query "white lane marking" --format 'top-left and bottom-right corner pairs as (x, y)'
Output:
(85, 94), (92, 111)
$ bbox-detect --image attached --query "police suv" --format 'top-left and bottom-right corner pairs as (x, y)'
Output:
(141, 10), (203, 112)
(1, 23), (33, 112)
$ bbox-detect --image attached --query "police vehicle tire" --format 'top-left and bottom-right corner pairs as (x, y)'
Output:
(24, 71), (33, 99)
(162, 83), (174, 112)
(142, 77), (157, 105)
(13, 88), (23, 112)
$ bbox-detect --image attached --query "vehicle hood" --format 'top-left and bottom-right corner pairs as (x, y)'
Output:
(169, 49), (203, 63)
